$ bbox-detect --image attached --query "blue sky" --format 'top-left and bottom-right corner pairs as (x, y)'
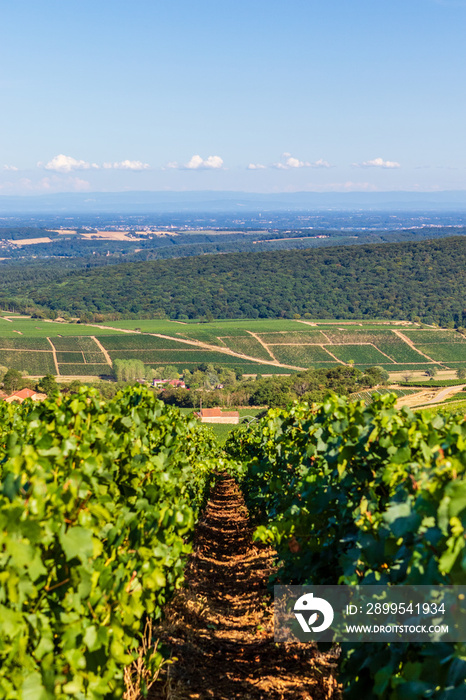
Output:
(1, 0), (465, 194)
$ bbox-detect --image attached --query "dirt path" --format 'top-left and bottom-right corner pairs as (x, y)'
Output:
(319, 346), (345, 364)
(246, 330), (278, 362)
(150, 475), (340, 700)
(46, 337), (60, 376)
(91, 336), (113, 368)
(396, 384), (466, 409)
(391, 329), (442, 364)
(78, 322), (307, 372)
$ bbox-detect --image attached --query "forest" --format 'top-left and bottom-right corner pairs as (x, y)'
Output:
(0, 236), (465, 326)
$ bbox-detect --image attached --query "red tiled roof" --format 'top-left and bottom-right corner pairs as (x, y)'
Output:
(200, 408), (223, 416)
(200, 408), (239, 417)
(12, 388), (37, 399)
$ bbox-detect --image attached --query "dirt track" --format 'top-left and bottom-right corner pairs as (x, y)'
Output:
(150, 476), (340, 700)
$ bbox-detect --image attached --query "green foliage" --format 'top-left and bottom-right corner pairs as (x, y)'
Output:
(0, 387), (225, 699)
(350, 388), (419, 404)
(113, 358), (145, 382)
(36, 374), (59, 396)
(363, 365), (390, 385)
(225, 395), (466, 698)
(2, 368), (23, 393)
(1, 237), (465, 326)
(400, 380), (463, 388)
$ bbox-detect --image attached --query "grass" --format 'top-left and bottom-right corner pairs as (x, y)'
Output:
(0, 319), (119, 337)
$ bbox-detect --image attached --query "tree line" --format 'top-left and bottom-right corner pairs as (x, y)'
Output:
(0, 236), (465, 326)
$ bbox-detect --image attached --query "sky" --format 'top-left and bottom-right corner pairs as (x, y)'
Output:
(0, 0), (465, 195)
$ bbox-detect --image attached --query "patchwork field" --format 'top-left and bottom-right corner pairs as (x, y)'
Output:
(0, 315), (465, 377)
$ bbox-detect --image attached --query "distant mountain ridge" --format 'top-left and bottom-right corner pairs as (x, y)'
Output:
(1, 190), (466, 213)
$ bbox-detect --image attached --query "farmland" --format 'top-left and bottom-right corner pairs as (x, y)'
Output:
(0, 314), (466, 377)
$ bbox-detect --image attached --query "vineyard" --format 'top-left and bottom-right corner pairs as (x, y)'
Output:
(1, 388), (465, 698)
(225, 394), (466, 699)
(1, 317), (466, 376)
(0, 387), (225, 699)
(349, 387), (420, 404)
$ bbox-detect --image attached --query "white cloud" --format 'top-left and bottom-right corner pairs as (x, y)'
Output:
(248, 163), (267, 170)
(41, 154), (99, 173)
(3, 165), (18, 171)
(102, 160), (150, 170)
(311, 159), (332, 168)
(354, 157), (401, 169)
(185, 154), (224, 169)
(40, 155), (150, 173)
(164, 155), (224, 170)
(273, 153), (332, 170)
(276, 153), (311, 169)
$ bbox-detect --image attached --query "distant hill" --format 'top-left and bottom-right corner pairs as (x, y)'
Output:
(1, 190), (466, 213)
(1, 236), (465, 327)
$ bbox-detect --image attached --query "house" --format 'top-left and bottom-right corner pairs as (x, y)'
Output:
(152, 378), (186, 389)
(197, 408), (240, 424)
(4, 388), (47, 403)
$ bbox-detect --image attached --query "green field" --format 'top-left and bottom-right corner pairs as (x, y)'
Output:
(416, 343), (466, 362)
(270, 344), (338, 367)
(100, 334), (194, 350)
(1, 315), (465, 377)
(0, 317), (119, 337)
(57, 364), (111, 376)
(216, 335), (272, 361)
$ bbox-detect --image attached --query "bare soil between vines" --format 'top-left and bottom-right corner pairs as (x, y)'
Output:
(149, 476), (341, 700)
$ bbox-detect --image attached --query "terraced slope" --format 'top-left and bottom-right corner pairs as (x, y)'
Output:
(1, 316), (465, 376)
